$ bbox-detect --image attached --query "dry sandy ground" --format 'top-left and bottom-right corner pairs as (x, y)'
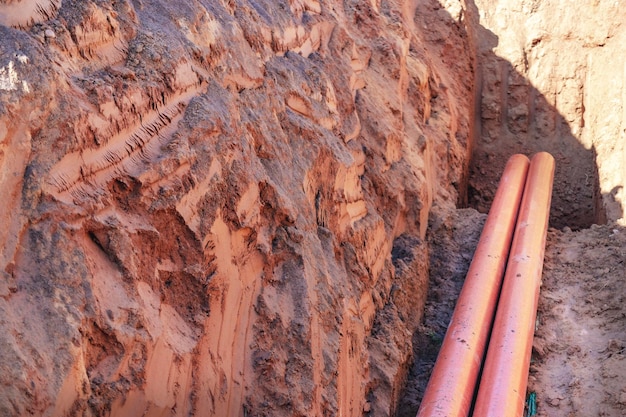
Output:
(531, 225), (626, 416)
(398, 210), (626, 417)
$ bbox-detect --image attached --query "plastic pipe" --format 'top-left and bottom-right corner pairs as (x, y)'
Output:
(416, 154), (530, 417)
(472, 152), (555, 417)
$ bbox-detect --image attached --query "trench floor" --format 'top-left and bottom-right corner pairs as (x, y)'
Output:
(397, 209), (626, 417)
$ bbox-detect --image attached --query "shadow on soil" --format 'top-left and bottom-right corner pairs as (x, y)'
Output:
(464, 9), (605, 231)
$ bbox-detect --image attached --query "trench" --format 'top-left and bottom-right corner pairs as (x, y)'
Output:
(0, 1), (622, 415)
(396, 0), (625, 416)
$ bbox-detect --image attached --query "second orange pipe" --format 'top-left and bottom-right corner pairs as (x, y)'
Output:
(416, 154), (530, 417)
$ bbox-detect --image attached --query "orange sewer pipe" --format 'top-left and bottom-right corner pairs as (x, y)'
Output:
(472, 151), (555, 417)
(416, 154), (530, 417)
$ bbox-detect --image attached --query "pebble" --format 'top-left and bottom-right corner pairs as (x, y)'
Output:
(607, 339), (625, 352)
(546, 396), (560, 407)
(45, 29), (56, 39)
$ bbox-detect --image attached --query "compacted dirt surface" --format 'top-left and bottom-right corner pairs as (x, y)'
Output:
(531, 225), (626, 416)
(398, 211), (626, 417)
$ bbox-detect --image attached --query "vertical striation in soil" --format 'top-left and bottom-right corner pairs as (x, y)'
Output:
(0, 0), (476, 415)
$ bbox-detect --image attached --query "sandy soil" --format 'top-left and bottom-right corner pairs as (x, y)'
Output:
(398, 211), (626, 417)
(530, 225), (626, 416)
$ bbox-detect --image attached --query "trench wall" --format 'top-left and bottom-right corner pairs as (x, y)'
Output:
(0, 1), (476, 416)
(469, 0), (626, 228)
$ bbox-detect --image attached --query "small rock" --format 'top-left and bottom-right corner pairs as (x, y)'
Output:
(566, 345), (580, 355)
(363, 402), (371, 412)
(607, 339), (625, 352)
(562, 226), (572, 233)
(618, 391), (626, 405)
(44, 29), (56, 39)
(0, 271), (17, 297)
(546, 396), (560, 407)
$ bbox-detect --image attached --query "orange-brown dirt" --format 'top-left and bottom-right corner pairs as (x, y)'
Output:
(0, 0), (474, 415)
(0, 0), (624, 416)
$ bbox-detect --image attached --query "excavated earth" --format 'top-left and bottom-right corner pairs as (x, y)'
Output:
(0, 0), (624, 416)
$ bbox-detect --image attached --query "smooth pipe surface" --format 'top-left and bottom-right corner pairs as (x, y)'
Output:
(416, 154), (530, 417)
(472, 152), (555, 417)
